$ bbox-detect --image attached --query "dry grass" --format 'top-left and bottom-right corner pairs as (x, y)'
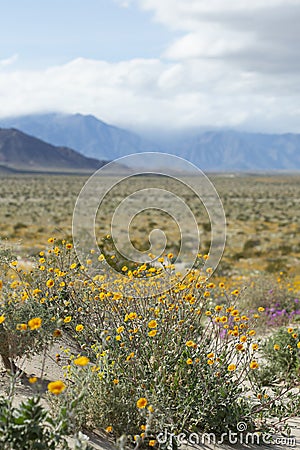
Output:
(0, 173), (299, 278)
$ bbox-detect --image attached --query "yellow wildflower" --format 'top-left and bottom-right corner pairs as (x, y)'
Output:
(29, 377), (38, 384)
(136, 397), (148, 409)
(74, 356), (90, 366)
(47, 380), (66, 395)
(148, 320), (157, 329)
(46, 279), (54, 288)
(128, 312), (137, 320)
(28, 317), (42, 330)
(236, 344), (244, 351)
(250, 361), (259, 370)
(148, 330), (157, 337)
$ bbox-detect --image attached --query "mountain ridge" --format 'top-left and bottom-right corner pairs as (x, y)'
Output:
(0, 113), (158, 161)
(1, 114), (300, 171)
(0, 127), (105, 172)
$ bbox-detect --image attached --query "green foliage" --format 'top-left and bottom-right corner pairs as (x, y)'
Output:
(0, 394), (92, 450)
(255, 327), (300, 385)
(240, 274), (300, 329)
(0, 240), (299, 448)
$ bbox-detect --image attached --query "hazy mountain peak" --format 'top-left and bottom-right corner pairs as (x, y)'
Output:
(1, 113), (300, 171)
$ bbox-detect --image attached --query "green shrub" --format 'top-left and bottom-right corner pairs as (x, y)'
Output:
(0, 393), (93, 450)
(254, 327), (300, 386)
(0, 240), (299, 447)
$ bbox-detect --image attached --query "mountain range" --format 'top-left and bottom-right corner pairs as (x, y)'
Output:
(0, 114), (157, 161)
(1, 113), (300, 171)
(0, 127), (105, 173)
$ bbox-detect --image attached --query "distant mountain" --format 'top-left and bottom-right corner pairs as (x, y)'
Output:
(1, 114), (300, 171)
(0, 128), (105, 172)
(163, 130), (300, 171)
(0, 113), (159, 161)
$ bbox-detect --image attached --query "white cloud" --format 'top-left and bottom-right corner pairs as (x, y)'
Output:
(0, 1), (300, 133)
(137, 0), (300, 30)
(165, 28), (254, 60)
(0, 54), (18, 68)
(137, 0), (300, 74)
(0, 54), (300, 133)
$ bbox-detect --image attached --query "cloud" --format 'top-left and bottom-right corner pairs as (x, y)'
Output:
(137, 0), (300, 31)
(165, 28), (254, 60)
(137, 0), (300, 74)
(0, 54), (300, 133)
(113, 0), (133, 8)
(0, 54), (19, 68)
(0, 1), (300, 133)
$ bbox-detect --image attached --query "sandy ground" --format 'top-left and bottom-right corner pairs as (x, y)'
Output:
(0, 346), (299, 450)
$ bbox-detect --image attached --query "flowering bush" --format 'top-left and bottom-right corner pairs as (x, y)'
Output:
(240, 274), (300, 329)
(0, 240), (299, 447)
(254, 327), (300, 386)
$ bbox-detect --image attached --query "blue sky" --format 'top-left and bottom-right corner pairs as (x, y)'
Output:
(1, 0), (300, 133)
(1, 0), (173, 68)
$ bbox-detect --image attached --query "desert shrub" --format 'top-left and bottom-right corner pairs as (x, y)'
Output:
(0, 239), (299, 447)
(0, 386), (93, 450)
(13, 222), (28, 231)
(57, 279), (300, 445)
(254, 327), (300, 386)
(0, 395), (69, 450)
(265, 259), (287, 274)
(243, 239), (261, 250)
(0, 249), (64, 369)
(240, 274), (300, 329)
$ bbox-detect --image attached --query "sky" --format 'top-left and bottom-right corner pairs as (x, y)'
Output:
(1, 0), (300, 133)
